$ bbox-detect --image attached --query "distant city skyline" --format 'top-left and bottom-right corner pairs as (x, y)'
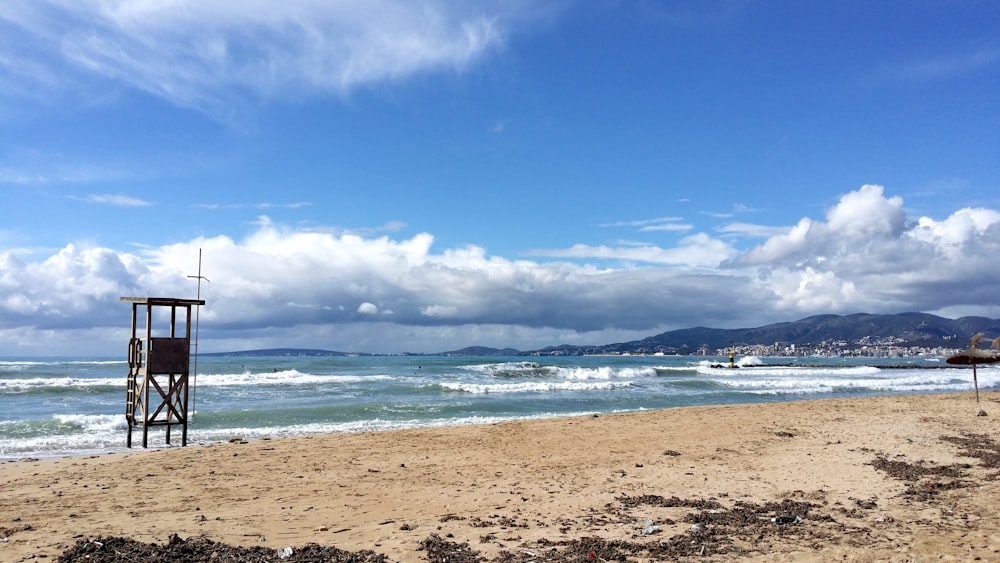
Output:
(1, 1), (999, 355)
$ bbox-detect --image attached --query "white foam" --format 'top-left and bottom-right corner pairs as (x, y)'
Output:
(0, 377), (122, 390)
(703, 367), (999, 395)
(695, 364), (882, 377)
(0, 371), (395, 391)
(0, 359), (122, 367)
(53, 413), (126, 433)
(195, 370), (391, 387)
(439, 380), (631, 394)
(0, 414), (126, 458)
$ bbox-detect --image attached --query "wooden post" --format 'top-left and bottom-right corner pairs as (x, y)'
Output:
(973, 363), (980, 404)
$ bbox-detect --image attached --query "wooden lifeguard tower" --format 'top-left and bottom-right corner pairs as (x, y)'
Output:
(122, 296), (205, 448)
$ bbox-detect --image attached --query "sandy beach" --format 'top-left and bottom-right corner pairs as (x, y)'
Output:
(3, 391), (1000, 561)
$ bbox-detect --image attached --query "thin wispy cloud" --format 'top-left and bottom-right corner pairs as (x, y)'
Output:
(197, 201), (313, 210)
(639, 223), (693, 233)
(79, 193), (153, 207)
(0, 171), (51, 185)
(526, 233), (737, 267)
(704, 202), (761, 219)
(601, 217), (685, 228)
(301, 221), (410, 237)
(0, 152), (134, 186)
(598, 217), (694, 233)
(1, 169), (125, 186)
(2, 1), (514, 118)
(717, 222), (789, 239)
(889, 46), (1000, 82)
(351, 221), (408, 236)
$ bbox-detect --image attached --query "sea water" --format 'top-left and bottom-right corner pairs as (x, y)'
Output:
(1, 354), (995, 460)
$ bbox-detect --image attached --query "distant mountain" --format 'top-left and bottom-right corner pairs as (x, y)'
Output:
(521, 312), (1000, 356)
(200, 348), (360, 357)
(439, 346), (522, 356)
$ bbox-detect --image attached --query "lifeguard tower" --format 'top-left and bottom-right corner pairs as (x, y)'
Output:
(121, 296), (205, 448)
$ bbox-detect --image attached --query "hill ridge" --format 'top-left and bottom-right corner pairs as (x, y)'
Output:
(201, 313), (1000, 357)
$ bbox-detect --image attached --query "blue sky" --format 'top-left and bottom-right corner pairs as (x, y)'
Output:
(1, 1), (999, 355)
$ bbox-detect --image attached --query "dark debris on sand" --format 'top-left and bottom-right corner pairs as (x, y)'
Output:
(940, 433), (1000, 470)
(485, 496), (853, 562)
(869, 456), (970, 481)
(56, 534), (392, 563)
(867, 432), (1000, 502)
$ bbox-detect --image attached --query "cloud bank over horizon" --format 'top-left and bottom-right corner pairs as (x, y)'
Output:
(2, 185), (999, 355)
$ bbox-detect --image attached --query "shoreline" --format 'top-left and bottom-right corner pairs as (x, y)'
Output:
(0, 386), (978, 464)
(3, 391), (1000, 561)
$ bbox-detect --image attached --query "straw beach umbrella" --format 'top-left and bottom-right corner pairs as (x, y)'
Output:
(946, 333), (1000, 408)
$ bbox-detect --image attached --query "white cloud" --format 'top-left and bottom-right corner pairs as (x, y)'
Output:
(422, 304), (458, 317)
(357, 302), (378, 314)
(2, 0), (516, 116)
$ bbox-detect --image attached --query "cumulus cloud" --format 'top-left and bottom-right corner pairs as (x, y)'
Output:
(735, 185), (905, 265)
(1, 0), (514, 116)
(909, 208), (1000, 253)
(0, 244), (154, 329)
(3, 184), (1000, 355)
(825, 184), (905, 239)
(732, 184), (1000, 316)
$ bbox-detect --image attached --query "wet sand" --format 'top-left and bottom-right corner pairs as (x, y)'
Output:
(3, 391), (1000, 561)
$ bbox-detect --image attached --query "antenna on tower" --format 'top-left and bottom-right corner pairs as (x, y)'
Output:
(186, 248), (210, 418)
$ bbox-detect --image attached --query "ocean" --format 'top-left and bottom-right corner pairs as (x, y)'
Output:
(2, 354), (996, 461)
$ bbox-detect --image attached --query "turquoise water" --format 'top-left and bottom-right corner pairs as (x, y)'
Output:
(1, 354), (993, 460)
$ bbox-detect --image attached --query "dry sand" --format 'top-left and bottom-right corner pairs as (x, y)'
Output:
(3, 391), (1000, 561)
